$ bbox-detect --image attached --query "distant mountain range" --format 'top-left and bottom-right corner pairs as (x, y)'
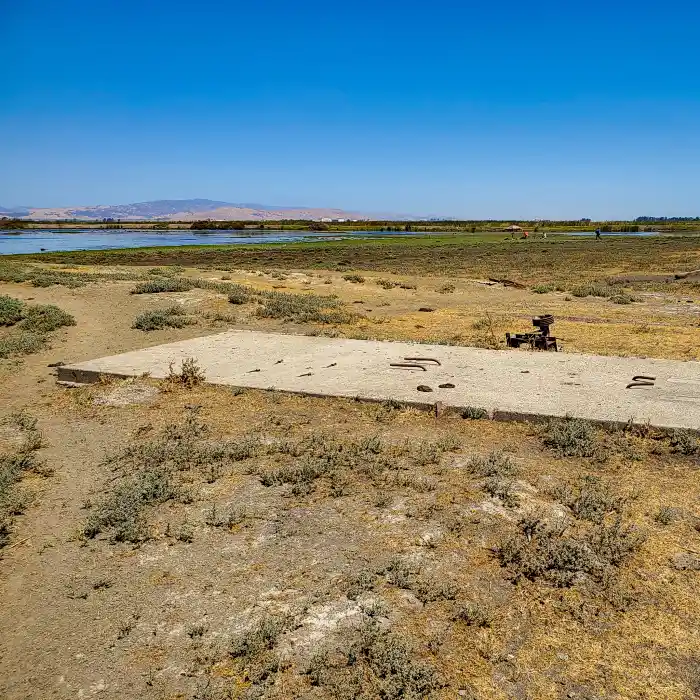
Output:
(0, 199), (416, 221)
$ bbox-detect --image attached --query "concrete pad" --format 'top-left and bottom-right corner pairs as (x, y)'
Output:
(58, 330), (700, 430)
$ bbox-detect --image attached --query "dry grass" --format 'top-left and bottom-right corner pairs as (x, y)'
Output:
(0, 381), (698, 699)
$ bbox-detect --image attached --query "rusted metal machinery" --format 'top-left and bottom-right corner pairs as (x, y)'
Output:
(506, 315), (559, 351)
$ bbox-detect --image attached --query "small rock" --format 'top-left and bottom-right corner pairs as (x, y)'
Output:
(417, 385), (433, 392)
(418, 307), (434, 312)
(557, 652), (569, 661)
(671, 552), (700, 570)
(47, 361), (66, 368)
(438, 383), (455, 389)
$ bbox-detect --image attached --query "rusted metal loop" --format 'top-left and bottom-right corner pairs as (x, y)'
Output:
(390, 363), (428, 371)
(626, 381), (654, 389)
(403, 357), (442, 365)
(632, 375), (656, 382)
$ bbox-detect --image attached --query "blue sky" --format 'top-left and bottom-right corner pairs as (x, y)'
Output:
(2, 0), (699, 218)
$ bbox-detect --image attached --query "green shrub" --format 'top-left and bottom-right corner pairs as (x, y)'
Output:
(227, 288), (252, 305)
(18, 304), (76, 333)
(131, 278), (193, 294)
(133, 306), (194, 331)
(343, 273), (365, 283)
(256, 291), (354, 324)
(376, 278), (397, 289)
(461, 406), (488, 420)
(0, 298), (75, 359)
(0, 331), (46, 359)
(669, 429), (698, 455)
(609, 293), (636, 304)
(552, 475), (625, 524)
(542, 417), (599, 457)
(167, 357), (206, 388)
(0, 296), (25, 326)
(531, 284), (554, 294)
(83, 466), (178, 542)
(570, 283), (620, 298)
(466, 451), (517, 477)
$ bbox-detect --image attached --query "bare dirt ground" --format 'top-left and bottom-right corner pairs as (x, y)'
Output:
(1, 247), (700, 699)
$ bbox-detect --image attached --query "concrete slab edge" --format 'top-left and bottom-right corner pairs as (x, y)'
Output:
(56, 365), (699, 437)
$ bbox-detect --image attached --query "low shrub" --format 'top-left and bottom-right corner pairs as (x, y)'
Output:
(570, 282), (620, 298)
(542, 417), (599, 458)
(343, 273), (365, 283)
(131, 278), (193, 294)
(133, 306), (194, 331)
(167, 357), (206, 388)
(461, 406), (488, 420)
(0, 296), (24, 326)
(466, 451), (517, 478)
(18, 304), (76, 333)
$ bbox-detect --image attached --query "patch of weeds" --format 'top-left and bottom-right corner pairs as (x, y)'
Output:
(229, 613), (293, 661)
(542, 417), (600, 458)
(484, 477), (520, 507)
(187, 623), (208, 639)
(654, 506), (676, 525)
(227, 288), (252, 305)
(346, 570), (378, 600)
(531, 284), (554, 294)
(376, 278), (397, 289)
(398, 282), (417, 290)
(260, 456), (333, 491)
(256, 290), (355, 324)
(610, 293), (636, 304)
(343, 273), (365, 283)
(497, 519), (597, 587)
(0, 412), (47, 548)
(385, 557), (420, 589)
(470, 312), (501, 349)
(131, 278), (193, 294)
(166, 357), (205, 388)
(438, 283), (456, 293)
(343, 620), (440, 698)
(461, 406), (488, 420)
(133, 305), (194, 331)
(570, 282), (621, 298)
(177, 521), (194, 543)
(497, 512), (644, 588)
(454, 602), (493, 627)
(552, 475), (626, 524)
(383, 470), (437, 492)
(0, 297), (75, 359)
(0, 332), (46, 359)
(385, 558), (455, 601)
(82, 466), (178, 543)
(19, 303), (76, 333)
(466, 451), (518, 478)
(413, 577), (458, 603)
(306, 647), (331, 686)
(0, 296), (25, 326)
(669, 429), (698, 455)
(411, 436), (460, 466)
(587, 517), (645, 566)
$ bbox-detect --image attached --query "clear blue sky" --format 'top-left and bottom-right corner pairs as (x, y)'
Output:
(3, 0), (699, 219)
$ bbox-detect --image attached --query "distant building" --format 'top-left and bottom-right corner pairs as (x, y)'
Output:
(320, 217), (333, 223)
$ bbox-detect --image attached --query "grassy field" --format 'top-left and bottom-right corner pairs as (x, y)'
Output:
(0, 235), (699, 699)
(11, 234), (700, 284)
